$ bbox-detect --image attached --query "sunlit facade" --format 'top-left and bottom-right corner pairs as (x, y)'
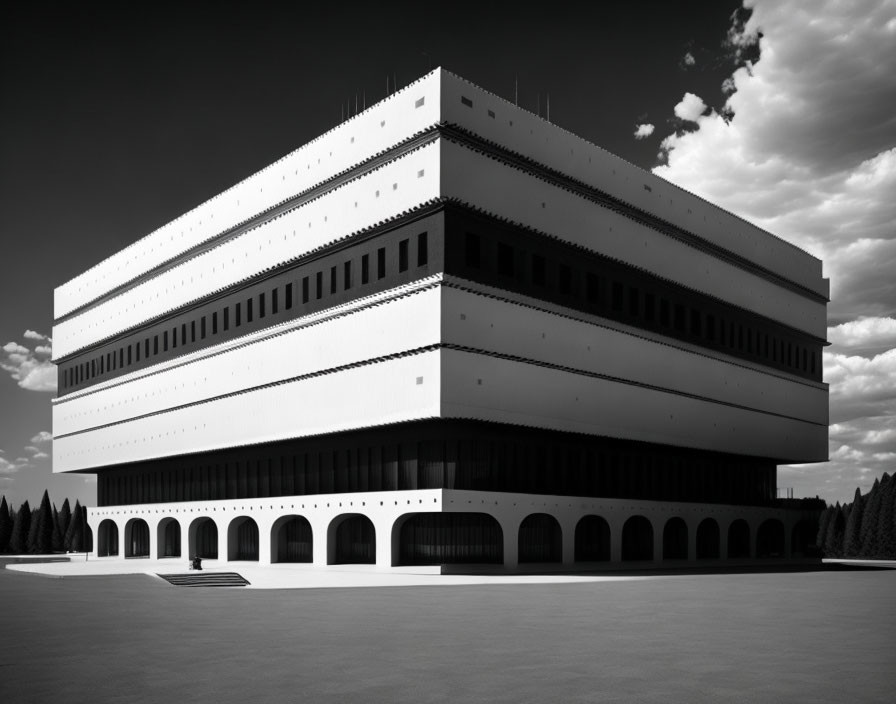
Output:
(52, 70), (828, 569)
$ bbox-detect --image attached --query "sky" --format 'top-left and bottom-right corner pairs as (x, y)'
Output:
(1, 0), (893, 509)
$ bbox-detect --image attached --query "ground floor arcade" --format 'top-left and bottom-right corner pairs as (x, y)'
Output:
(86, 489), (819, 570)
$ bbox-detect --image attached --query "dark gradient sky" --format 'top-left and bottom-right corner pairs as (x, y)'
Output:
(0, 1), (743, 507)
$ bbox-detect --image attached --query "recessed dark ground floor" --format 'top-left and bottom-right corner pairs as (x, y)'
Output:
(0, 560), (892, 703)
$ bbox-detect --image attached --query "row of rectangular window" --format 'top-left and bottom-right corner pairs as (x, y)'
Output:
(62, 232), (429, 391)
(465, 232), (819, 377)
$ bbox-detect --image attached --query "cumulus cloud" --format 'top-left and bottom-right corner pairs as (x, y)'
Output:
(0, 457), (26, 475)
(30, 431), (52, 444)
(682, 51), (696, 67)
(672, 92), (707, 122)
(1, 333), (57, 392)
(31, 451), (49, 460)
(634, 123), (655, 140)
(828, 316), (896, 356)
(653, 0), (896, 502)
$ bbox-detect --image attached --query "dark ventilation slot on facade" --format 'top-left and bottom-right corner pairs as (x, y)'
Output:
(212, 312), (218, 335)
(399, 239), (409, 272)
(272, 288), (279, 314)
(417, 232), (428, 267)
(612, 282), (624, 311)
(172, 327), (178, 348)
(330, 266), (337, 294)
(285, 283), (293, 310)
(224, 307), (230, 331)
(377, 247), (386, 279)
(587, 273), (603, 304)
(465, 232), (481, 269)
(361, 255), (369, 284)
(316, 272), (323, 299)
(235, 303), (241, 327)
(201, 317), (207, 339)
(302, 277), (309, 304)
(497, 242), (514, 277)
(461, 96), (473, 108)
(674, 305), (685, 332)
(344, 261), (352, 290)
(247, 299), (254, 323)
(163, 331), (169, 352)
(533, 255), (547, 287)
(154, 335), (159, 354)
(559, 265), (572, 295)
(628, 288), (639, 317)
(690, 310), (701, 336)
(706, 314), (715, 341)
(660, 299), (670, 327)
(259, 292), (266, 319)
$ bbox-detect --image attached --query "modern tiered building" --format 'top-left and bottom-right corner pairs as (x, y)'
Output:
(52, 69), (828, 570)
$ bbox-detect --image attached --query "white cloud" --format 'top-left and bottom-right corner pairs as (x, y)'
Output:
(683, 52), (696, 67)
(0, 457), (25, 474)
(1, 334), (57, 393)
(672, 92), (707, 122)
(30, 431), (52, 444)
(653, 0), (896, 503)
(31, 451), (49, 460)
(23, 330), (47, 341)
(24, 445), (40, 455)
(634, 123), (655, 139)
(828, 316), (896, 355)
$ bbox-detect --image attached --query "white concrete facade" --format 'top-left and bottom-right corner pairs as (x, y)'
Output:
(54, 69), (829, 572)
(87, 488), (817, 567)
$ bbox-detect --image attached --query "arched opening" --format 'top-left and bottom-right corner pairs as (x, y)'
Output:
(662, 517), (688, 560)
(791, 519), (817, 557)
(124, 518), (150, 558)
(228, 516), (259, 561)
(518, 513), (562, 563)
(97, 519), (118, 557)
(330, 514), (376, 564)
(696, 518), (720, 559)
(574, 515), (611, 562)
(271, 515), (313, 563)
(727, 519), (750, 558)
(756, 518), (785, 558)
(622, 515), (653, 561)
(157, 518), (181, 558)
(189, 517), (218, 559)
(396, 513), (502, 565)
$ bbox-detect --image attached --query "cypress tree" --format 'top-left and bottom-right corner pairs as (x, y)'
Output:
(861, 475), (887, 557)
(0, 496), (12, 553)
(843, 488), (865, 558)
(58, 499), (72, 549)
(51, 505), (64, 553)
(881, 477), (896, 558)
(27, 506), (41, 553)
(67, 501), (84, 552)
(824, 502), (845, 558)
(28, 490), (54, 555)
(9, 500), (31, 554)
(816, 505), (833, 552)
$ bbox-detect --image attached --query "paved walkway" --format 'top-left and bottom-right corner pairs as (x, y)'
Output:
(6, 554), (892, 589)
(5, 554), (651, 589)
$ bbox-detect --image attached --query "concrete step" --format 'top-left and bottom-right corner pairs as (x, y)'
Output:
(158, 572), (250, 587)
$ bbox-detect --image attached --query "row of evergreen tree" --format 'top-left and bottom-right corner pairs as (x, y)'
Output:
(816, 472), (896, 559)
(0, 491), (89, 555)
